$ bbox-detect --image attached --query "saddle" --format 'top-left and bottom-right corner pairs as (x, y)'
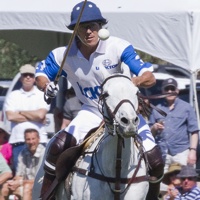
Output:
(55, 123), (105, 182)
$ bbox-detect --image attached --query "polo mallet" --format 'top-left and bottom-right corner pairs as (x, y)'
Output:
(45, 0), (87, 104)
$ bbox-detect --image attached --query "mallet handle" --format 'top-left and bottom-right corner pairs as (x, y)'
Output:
(45, 0), (87, 104)
(54, 0), (88, 85)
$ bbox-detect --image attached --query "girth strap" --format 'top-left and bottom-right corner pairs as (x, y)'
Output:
(72, 166), (147, 184)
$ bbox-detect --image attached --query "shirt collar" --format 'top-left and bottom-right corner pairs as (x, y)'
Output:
(19, 86), (37, 95)
(24, 144), (44, 158)
(163, 97), (179, 107)
(69, 38), (107, 57)
(96, 39), (107, 54)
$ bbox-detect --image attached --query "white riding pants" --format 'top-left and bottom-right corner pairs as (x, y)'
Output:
(65, 105), (103, 144)
(65, 105), (156, 151)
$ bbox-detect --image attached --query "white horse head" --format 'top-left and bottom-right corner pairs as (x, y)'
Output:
(100, 73), (139, 137)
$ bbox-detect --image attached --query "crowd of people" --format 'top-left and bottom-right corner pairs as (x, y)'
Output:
(161, 164), (200, 200)
(0, 62), (82, 199)
(149, 77), (199, 198)
(0, 62), (80, 199)
(0, 65), (50, 199)
(0, 1), (200, 200)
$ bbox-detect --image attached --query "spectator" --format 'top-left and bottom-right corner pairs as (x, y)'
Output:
(61, 87), (82, 129)
(4, 64), (50, 173)
(149, 78), (198, 167)
(162, 162), (182, 200)
(0, 128), (45, 200)
(0, 122), (12, 166)
(0, 153), (13, 190)
(169, 165), (200, 199)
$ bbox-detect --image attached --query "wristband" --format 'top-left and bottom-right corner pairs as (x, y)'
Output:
(189, 147), (197, 151)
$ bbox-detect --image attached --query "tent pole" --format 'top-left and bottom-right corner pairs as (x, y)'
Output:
(190, 72), (200, 141)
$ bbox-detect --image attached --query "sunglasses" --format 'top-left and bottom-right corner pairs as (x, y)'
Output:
(22, 73), (35, 78)
(181, 177), (195, 181)
(164, 86), (176, 91)
(78, 22), (100, 32)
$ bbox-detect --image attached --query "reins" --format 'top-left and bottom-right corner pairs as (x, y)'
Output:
(73, 74), (147, 199)
(137, 91), (178, 118)
(73, 134), (147, 200)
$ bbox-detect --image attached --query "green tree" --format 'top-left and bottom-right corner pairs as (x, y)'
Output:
(136, 50), (167, 65)
(0, 39), (167, 79)
(0, 39), (38, 79)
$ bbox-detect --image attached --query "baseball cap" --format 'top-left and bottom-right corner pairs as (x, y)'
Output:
(19, 64), (35, 75)
(162, 78), (178, 89)
(67, 1), (107, 30)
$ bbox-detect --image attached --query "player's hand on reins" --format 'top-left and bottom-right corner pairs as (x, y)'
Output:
(45, 82), (59, 98)
(44, 82), (59, 104)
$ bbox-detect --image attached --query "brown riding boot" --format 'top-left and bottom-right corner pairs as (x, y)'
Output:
(40, 131), (76, 200)
(145, 145), (164, 200)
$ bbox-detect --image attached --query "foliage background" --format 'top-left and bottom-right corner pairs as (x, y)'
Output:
(0, 39), (38, 79)
(0, 38), (167, 79)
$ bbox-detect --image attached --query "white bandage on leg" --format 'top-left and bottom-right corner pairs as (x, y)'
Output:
(138, 115), (156, 152)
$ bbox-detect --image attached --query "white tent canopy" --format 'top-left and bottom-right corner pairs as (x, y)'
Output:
(0, 0), (200, 72)
(1, 0), (200, 125)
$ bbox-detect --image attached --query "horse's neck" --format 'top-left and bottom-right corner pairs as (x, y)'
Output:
(99, 132), (135, 177)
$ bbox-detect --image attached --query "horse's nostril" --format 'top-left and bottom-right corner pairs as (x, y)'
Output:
(135, 116), (139, 125)
(121, 117), (128, 124)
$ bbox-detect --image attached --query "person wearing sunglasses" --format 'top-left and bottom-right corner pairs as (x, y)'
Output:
(149, 78), (199, 194)
(4, 64), (50, 174)
(167, 165), (200, 200)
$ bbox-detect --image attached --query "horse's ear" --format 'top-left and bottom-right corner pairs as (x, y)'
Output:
(121, 63), (131, 78)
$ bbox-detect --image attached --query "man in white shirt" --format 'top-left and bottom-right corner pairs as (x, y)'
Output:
(4, 64), (50, 173)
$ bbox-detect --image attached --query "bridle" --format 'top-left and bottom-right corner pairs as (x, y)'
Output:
(74, 74), (171, 199)
(99, 74), (138, 136)
(94, 75), (147, 199)
(73, 74), (148, 200)
(73, 129), (147, 200)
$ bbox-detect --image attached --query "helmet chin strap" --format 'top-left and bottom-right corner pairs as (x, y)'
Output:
(76, 22), (102, 46)
(77, 34), (90, 47)
(77, 33), (100, 49)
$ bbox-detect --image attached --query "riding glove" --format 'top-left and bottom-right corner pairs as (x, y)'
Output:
(45, 82), (59, 98)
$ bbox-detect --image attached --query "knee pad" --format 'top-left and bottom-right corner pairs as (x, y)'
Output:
(144, 145), (164, 183)
(44, 131), (76, 175)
